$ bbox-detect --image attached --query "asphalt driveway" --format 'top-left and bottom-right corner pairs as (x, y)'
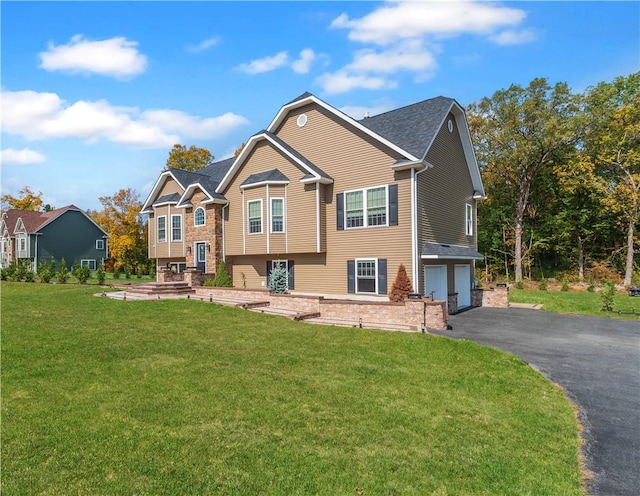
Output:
(430, 307), (639, 496)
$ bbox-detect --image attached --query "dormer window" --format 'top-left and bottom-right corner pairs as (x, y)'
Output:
(194, 207), (205, 227)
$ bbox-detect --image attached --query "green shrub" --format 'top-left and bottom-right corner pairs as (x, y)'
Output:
(587, 279), (595, 293)
(213, 260), (233, 287)
(561, 276), (570, 292)
(24, 270), (35, 282)
(202, 279), (215, 287)
(96, 263), (106, 285)
(515, 280), (524, 290)
(2, 262), (17, 281)
(56, 259), (70, 284)
(76, 264), (91, 284)
(37, 259), (56, 283)
(538, 278), (547, 291)
(268, 262), (288, 294)
(14, 260), (31, 282)
(71, 261), (82, 280)
(113, 267), (121, 279)
(600, 282), (616, 312)
(124, 267), (131, 279)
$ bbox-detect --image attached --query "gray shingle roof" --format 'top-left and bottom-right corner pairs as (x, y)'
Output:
(241, 169), (289, 187)
(199, 157), (236, 184)
(153, 193), (181, 205)
(359, 96), (455, 160)
(422, 242), (484, 260)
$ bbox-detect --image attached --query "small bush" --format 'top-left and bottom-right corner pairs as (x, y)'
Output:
(515, 280), (524, 290)
(389, 263), (414, 302)
(202, 279), (215, 287)
(96, 263), (106, 285)
(600, 281), (616, 312)
(37, 259), (56, 283)
(24, 270), (35, 282)
(587, 279), (595, 293)
(561, 276), (570, 292)
(2, 262), (17, 281)
(268, 262), (288, 294)
(213, 260), (233, 287)
(76, 264), (91, 284)
(113, 267), (121, 279)
(538, 278), (547, 291)
(124, 267), (131, 279)
(56, 259), (70, 284)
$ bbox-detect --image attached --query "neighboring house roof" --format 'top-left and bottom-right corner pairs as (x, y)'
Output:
(241, 169), (289, 188)
(421, 242), (484, 260)
(1, 205), (108, 237)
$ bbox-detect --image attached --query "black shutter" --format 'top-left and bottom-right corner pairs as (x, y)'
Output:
(347, 259), (355, 293)
(378, 258), (387, 295)
(288, 260), (295, 290)
(389, 184), (398, 226)
(337, 193), (344, 231)
(266, 261), (272, 288)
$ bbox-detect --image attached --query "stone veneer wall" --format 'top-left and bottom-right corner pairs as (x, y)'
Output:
(193, 287), (448, 331)
(471, 287), (509, 308)
(183, 192), (223, 275)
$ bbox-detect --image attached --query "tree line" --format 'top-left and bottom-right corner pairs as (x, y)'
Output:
(468, 72), (639, 286)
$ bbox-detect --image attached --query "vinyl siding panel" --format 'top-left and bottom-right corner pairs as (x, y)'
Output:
(272, 103), (414, 295)
(417, 113), (477, 294)
(148, 178), (186, 260)
(418, 113), (476, 246)
(223, 141), (318, 256)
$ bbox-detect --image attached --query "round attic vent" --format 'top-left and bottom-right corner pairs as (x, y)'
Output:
(448, 119), (454, 132)
(297, 114), (308, 127)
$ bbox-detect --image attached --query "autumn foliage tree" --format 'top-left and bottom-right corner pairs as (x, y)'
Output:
(89, 188), (147, 273)
(1, 186), (45, 211)
(166, 144), (214, 171)
(389, 263), (414, 302)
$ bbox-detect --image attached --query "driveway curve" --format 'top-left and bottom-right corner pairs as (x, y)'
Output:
(431, 307), (639, 496)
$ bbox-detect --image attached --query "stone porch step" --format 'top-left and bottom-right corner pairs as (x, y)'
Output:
(124, 282), (195, 295)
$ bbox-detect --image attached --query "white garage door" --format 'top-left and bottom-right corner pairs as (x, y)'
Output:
(424, 265), (447, 303)
(454, 264), (471, 309)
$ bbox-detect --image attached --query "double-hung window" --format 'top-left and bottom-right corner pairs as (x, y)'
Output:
(248, 200), (262, 234)
(345, 186), (387, 228)
(465, 203), (473, 236)
(357, 259), (377, 293)
(96, 239), (105, 250)
(157, 216), (166, 242)
(81, 259), (97, 271)
(171, 215), (182, 242)
(271, 198), (284, 233)
(194, 207), (205, 227)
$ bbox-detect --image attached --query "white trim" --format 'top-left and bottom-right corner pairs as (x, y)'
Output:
(285, 185), (289, 253)
(194, 207), (206, 227)
(270, 197), (285, 234)
(247, 198), (263, 235)
(355, 257), (378, 295)
(465, 203), (473, 236)
(217, 132), (332, 193)
(316, 183), (321, 253)
(81, 259), (97, 271)
(267, 94), (420, 162)
(343, 184), (389, 230)
(411, 168), (418, 291)
(96, 239), (105, 250)
(266, 185), (270, 254)
(157, 215), (167, 243)
(241, 190), (246, 254)
(141, 170), (186, 213)
(222, 204), (227, 262)
(170, 214), (182, 242)
(194, 241), (207, 273)
(240, 180), (289, 190)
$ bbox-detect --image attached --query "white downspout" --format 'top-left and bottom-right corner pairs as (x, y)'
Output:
(222, 204), (227, 262)
(414, 164), (431, 293)
(316, 183), (321, 253)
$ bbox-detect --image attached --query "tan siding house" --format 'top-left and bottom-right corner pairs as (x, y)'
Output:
(142, 92), (485, 309)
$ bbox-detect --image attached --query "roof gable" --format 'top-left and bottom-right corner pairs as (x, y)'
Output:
(216, 130), (333, 193)
(240, 168), (290, 189)
(2, 205), (108, 236)
(267, 93), (420, 162)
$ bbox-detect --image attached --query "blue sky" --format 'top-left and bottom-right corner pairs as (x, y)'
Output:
(2, 1), (638, 211)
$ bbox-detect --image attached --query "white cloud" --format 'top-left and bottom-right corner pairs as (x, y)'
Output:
(292, 49), (318, 74)
(0, 148), (47, 166)
(39, 35), (148, 78)
(315, 71), (396, 95)
(347, 40), (437, 75)
(236, 51), (289, 74)
(490, 29), (537, 46)
(188, 37), (221, 53)
(331, 1), (527, 45)
(1, 89), (249, 149)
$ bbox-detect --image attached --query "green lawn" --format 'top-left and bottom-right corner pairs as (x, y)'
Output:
(1, 282), (584, 495)
(510, 288), (640, 321)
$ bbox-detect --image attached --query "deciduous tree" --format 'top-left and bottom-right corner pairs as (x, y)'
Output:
(1, 186), (44, 211)
(166, 144), (214, 171)
(468, 78), (581, 282)
(89, 189), (147, 272)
